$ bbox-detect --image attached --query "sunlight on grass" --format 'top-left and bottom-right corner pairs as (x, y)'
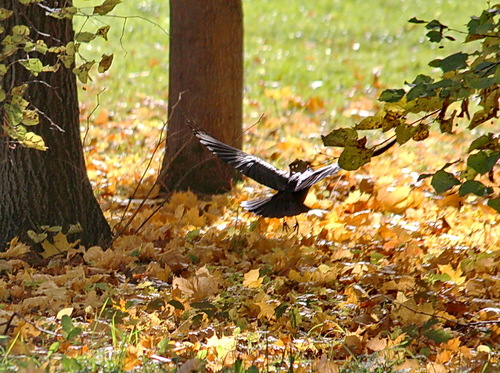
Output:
(74, 0), (485, 127)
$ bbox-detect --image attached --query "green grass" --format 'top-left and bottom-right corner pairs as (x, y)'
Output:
(74, 0), (487, 125)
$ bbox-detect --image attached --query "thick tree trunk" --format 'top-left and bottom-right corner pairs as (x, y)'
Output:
(0, 1), (112, 249)
(158, 0), (243, 194)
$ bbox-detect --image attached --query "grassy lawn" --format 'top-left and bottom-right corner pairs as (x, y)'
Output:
(2, 1), (497, 372)
(75, 0), (485, 125)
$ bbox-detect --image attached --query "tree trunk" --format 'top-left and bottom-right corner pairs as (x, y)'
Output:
(158, 0), (243, 194)
(0, 1), (112, 250)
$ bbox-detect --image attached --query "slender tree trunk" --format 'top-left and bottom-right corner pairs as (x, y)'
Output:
(158, 0), (243, 194)
(0, 1), (112, 250)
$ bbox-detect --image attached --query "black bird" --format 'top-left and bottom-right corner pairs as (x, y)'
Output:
(191, 128), (342, 218)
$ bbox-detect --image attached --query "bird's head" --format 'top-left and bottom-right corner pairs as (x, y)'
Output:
(289, 159), (311, 173)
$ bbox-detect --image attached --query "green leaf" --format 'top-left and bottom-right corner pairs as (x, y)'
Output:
(338, 146), (372, 171)
(379, 89), (405, 103)
(426, 30), (442, 43)
(61, 315), (73, 334)
(247, 366), (259, 373)
(487, 199), (500, 213)
(19, 59), (44, 76)
(75, 32), (97, 43)
(408, 17), (426, 24)
(98, 54), (114, 73)
(467, 151), (500, 175)
(466, 77), (494, 90)
(94, 0), (122, 15)
(430, 52), (468, 73)
(407, 83), (436, 101)
(412, 74), (434, 85)
(0, 8), (13, 21)
(66, 327), (82, 340)
(468, 133), (496, 152)
(426, 19), (447, 30)
(355, 116), (384, 130)
(27, 230), (47, 243)
(275, 302), (289, 318)
(431, 170), (460, 194)
(72, 61), (95, 84)
(405, 96), (442, 113)
(395, 123), (416, 144)
(168, 300), (185, 311)
(423, 328), (452, 344)
(321, 128), (358, 147)
(12, 94), (29, 109)
(12, 25), (30, 37)
(4, 103), (24, 125)
(459, 180), (492, 197)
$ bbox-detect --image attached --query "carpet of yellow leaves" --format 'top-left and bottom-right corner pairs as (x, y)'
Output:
(0, 100), (499, 372)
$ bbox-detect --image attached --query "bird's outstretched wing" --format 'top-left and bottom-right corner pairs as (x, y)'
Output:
(192, 128), (290, 191)
(294, 163), (340, 191)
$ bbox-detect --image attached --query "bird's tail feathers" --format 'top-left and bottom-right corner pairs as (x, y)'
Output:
(241, 194), (310, 218)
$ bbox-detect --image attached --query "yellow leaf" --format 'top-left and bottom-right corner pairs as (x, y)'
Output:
(243, 268), (263, 288)
(40, 232), (73, 258)
(444, 337), (461, 351)
(253, 291), (276, 319)
(376, 185), (415, 213)
(255, 300), (276, 319)
(206, 334), (236, 359)
(392, 298), (433, 325)
(435, 349), (452, 364)
(184, 207), (205, 227)
(56, 307), (74, 319)
(22, 131), (47, 151)
(438, 264), (466, 285)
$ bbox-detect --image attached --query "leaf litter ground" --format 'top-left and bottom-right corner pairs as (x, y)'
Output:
(1, 91), (499, 372)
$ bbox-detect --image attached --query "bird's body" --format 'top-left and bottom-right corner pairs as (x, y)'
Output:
(191, 128), (341, 218)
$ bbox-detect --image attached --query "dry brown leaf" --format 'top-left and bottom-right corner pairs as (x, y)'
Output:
(0, 238), (30, 259)
(172, 266), (219, 302)
(366, 336), (387, 352)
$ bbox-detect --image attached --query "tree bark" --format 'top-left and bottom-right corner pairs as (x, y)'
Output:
(0, 1), (112, 249)
(158, 0), (243, 194)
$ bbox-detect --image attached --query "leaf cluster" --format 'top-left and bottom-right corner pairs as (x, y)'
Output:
(0, 0), (119, 150)
(323, 4), (500, 211)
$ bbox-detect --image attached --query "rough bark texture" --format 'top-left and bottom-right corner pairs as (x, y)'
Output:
(158, 0), (243, 194)
(0, 1), (112, 250)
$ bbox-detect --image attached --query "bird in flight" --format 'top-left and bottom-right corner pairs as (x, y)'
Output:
(191, 127), (343, 218)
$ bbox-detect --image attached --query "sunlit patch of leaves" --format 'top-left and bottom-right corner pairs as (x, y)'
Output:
(1, 101), (499, 371)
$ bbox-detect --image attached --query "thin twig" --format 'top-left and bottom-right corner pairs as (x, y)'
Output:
(112, 91), (186, 241)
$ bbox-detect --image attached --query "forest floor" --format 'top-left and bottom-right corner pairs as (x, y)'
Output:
(1, 101), (499, 372)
